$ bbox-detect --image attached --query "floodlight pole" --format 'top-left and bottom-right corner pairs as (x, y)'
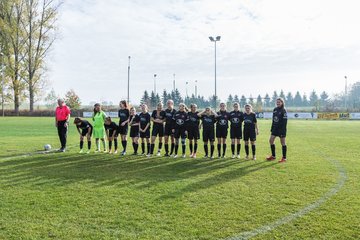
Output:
(127, 56), (131, 104)
(209, 36), (221, 110)
(344, 76), (347, 110)
(173, 73), (176, 91)
(154, 74), (157, 95)
(195, 80), (198, 97)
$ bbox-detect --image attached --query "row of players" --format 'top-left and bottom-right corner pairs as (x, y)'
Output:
(73, 98), (288, 162)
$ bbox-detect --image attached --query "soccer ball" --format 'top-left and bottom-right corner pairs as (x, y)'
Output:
(44, 144), (52, 151)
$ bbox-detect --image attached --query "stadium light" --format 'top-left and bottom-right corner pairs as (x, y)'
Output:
(209, 35), (221, 110)
(173, 73), (176, 91)
(154, 74), (157, 95)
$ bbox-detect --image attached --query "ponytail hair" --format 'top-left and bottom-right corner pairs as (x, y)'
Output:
(120, 100), (128, 109)
(276, 97), (285, 108)
(93, 103), (101, 116)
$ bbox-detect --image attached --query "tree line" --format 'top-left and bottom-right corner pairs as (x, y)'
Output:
(140, 85), (360, 111)
(0, 0), (61, 114)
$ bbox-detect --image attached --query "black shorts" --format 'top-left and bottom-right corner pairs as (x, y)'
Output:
(118, 124), (128, 135)
(271, 129), (286, 138)
(108, 130), (119, 138)
(152, 124), (164, 137)
(81, 127), (92, 137)
(130, 127), (139, 138)
(230, 127), (242, 139)
(203, 127), (215, 142)
(139, 129), (150, 138)
(164, 123), (173, 136)
(216, 126), (228, 138)
(244, 128), (256, 141)
(187, 126), (200, 140)
(174, 128), (187, 139)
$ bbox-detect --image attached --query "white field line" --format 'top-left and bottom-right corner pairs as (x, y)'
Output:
(224, 153), (347, 240)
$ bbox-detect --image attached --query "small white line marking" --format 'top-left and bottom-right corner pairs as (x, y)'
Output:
(225, 153), (347, 240)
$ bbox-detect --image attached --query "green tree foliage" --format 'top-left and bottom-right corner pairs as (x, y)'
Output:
(64, 89), (81, 110)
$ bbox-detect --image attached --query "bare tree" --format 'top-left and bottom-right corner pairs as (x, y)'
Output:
(0, 0), (27, 114)
(22, 0), (61, 112)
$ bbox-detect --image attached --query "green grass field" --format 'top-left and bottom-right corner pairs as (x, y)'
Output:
(0, 117), (359, 239)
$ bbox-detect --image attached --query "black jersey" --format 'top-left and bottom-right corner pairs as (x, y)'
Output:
(243, 112), (257, 130)
(271, 107), (287, 131)
(172, 111), (188, 129)
(151, 110), (166, 126)
(129, 114), (140, 127)
(118, 109), (130, 124)
(201, 114), (216, 129)
(187, 112), (200, 127)
(105, 122), (118, 132)
(139, 112), (151, 129)
(229, 110), (244, 128)
(216, 110), (230, 128)
(77, 120), (92, 130)
(164, 108), (176, 124)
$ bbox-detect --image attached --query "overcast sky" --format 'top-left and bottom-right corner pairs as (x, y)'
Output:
(48, 0), (360, 105)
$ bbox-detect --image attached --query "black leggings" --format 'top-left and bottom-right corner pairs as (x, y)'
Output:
(57, 120), (68, 149)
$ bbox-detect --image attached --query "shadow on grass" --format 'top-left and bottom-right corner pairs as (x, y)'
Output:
(0, 151), (279, 198)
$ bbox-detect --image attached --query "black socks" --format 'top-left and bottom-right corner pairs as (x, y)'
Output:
(132, 142), (138, 153)
(204, 144), (208, 156)
(150, 144), (155, 154)
(170, 143), (175, 155)
(282, 145), (287, 158)
(231, 144), (235, 154)
(114, 139), (118, 151)
(210, 144), (215, 157)
(80, 140), (84, 149)
(237, 144), (241, 155)
(252, 145), (256, 156)
(245, 145), (249, 156)
(174, 144), (179, 155)
(271, 144), (276, 157)
(141, 142), (145, 154)
(164, 143), (169, 154)
(121, 140), (127, 152)
(147, 143), (151, 154)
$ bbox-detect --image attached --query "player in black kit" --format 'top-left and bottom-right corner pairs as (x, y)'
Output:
(139, 104), (151, 156)
(229, 102), (244, 158)
(187, 104), (200, 158)
(104, 117), (119, 154)
(266, 98), (288, 163)
(118, 100), (130, 155)
(74, 117), (93, 154)
(150, 102), (166, 156)
(172, 103), (188, 158)
(243, 104), (259, 160)
(216, 103), (231, 158)
(164, 100), (177, 156)
(198, 107), (217, 159)
(129, 107), (140, 155)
